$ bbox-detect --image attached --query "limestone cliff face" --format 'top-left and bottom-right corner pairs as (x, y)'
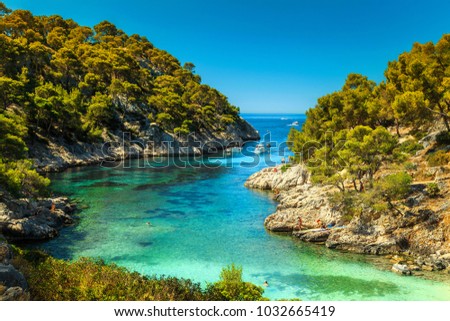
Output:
(245, 164), (450, 273)
(29, 113), (260, 172)
(245, 165), (342, 232)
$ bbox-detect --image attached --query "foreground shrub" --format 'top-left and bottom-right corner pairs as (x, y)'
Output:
(205, 264), (266, 301)
(13, 251), (205, 301)
(12, 250), (267, 301)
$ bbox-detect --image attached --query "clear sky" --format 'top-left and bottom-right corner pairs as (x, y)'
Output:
(5, 0), (450, 113)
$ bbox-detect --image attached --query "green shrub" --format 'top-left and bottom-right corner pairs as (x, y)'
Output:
(12, 251), (267, 301)
(374, 172), (412, 201)
(13, 251), (206, 301)
(426, 150), (450, 167)
(205, 264), (266, 301)
(328, 191), (361, 222)
(398, 139), (423, 154)
(426, 183), (440, 198)
(404, 162), (417, 171)
(280, 164), (291, 173)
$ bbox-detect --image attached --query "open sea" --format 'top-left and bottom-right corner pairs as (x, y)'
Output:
(36, 114), (450, 300)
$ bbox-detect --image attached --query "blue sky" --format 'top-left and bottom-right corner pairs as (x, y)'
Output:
(5, 0), (450, 113)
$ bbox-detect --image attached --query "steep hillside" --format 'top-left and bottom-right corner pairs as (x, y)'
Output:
(0, 3), (259, 174)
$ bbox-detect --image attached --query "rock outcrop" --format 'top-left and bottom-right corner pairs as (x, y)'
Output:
(0, 236), (29, 301)
(0, 192), (76, 242)
(245, 165), (342, 232)
(245, 164), (450, 273)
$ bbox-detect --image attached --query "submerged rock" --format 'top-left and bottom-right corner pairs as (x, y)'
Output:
(392, 264), (412, 275)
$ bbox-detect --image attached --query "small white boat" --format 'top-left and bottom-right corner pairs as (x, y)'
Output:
(289, 121), (299, 126)
(254, 143), (266, 154)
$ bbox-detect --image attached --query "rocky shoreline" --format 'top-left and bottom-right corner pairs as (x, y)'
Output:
(245, 164), (450, 276)
(0, 191), (77, 242)
(30, 116), (260, 173)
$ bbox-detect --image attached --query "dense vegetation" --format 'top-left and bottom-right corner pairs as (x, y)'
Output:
(289, 34), (450, 214)
(12, 249), (266, 301)
(0, 2), (241, 197)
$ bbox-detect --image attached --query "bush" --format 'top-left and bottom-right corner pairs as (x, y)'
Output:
(397, 139), (423, 155)
(13, 251), (206, 301)
(426, 183), (440, 198)
(280, 164), (291, 173)
(328, 191), (361, 222)
(374, 172), (412, 201)
(404, 162), (417, 171)
(205, 264), (266, 301)
(426, 150), (450, 167)
(12, 251), (267, 301)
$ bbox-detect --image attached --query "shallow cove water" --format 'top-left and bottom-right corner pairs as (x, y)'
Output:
(39, 114), (450, 300)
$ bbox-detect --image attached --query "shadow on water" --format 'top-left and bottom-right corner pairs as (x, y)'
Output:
(80, 181), (129, 188)
(296, 274), (400, 298)
(252, 270), (400, 299)
(145, 208), (187, 219)
(25, 224), (89, 261)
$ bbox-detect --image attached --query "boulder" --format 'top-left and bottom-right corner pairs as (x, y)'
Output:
(0, 264), (27, 289)
(0, 286), (29, 301)
(2, 219), (58, 241)
(245, 165), (310, 191)
(0, 242), (13, 264)
(0, 192), (76, 242)
(392, 264), (412, 275)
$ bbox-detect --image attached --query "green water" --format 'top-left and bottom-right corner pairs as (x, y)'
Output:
(39, 114), (450, 300)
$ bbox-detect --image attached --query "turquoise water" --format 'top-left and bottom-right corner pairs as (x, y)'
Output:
(39, 114), (450, 300)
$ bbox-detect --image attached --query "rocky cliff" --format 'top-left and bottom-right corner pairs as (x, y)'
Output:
(0, 190), (76, 242)
(245, 165), (341, 232)
(29, 114), (260, 172)
(245, 164), (450, 274)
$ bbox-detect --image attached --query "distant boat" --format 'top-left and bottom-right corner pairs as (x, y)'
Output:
(254, 143), (266, 154)
(281, 117), (288, 120)
(288, 121), (299, 126)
